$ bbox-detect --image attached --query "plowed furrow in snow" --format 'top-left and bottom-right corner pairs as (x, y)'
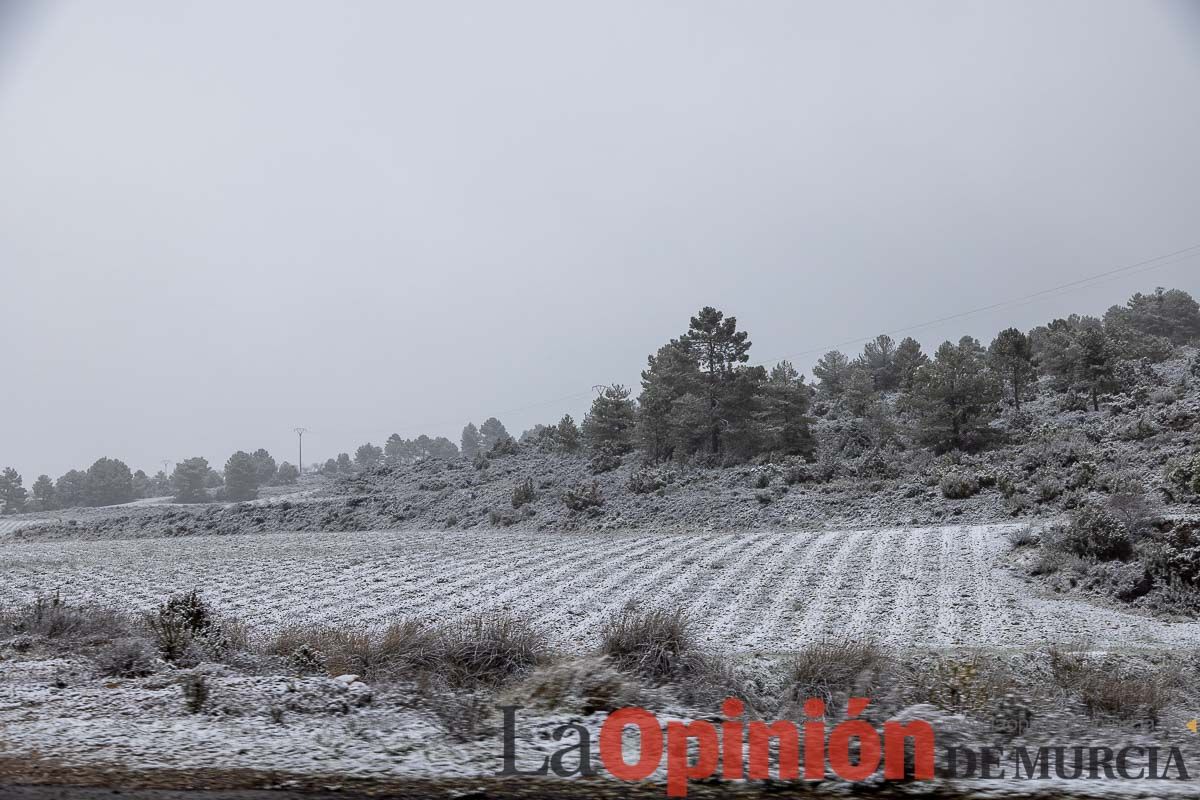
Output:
(795, 530), (873, 642)
(473, 533), (661, 624)
(359, 542), (563, 624)
(724, 529), (813, 651)
(744, 530), (829, 651)
(695, 531), (797, 651)
(416, 550), (552, 621)
(772, 531), (846, 648)
(435, 532), (666, 635)
(4, 526), (1200, 652)
(537, 535), (707, 648)
(843, 526), (903, 641)
(644, 533), (750, 614)
(878, 527), (939, 647)
(544, 534), (732, 647)
(934, 526), (986, 646)
(369, 534), (533, 606)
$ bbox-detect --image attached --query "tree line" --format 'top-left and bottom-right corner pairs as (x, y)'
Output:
(4, 286), (1197, 513)
(0, 448), (300, 513)
(524, 286), (1200, 464)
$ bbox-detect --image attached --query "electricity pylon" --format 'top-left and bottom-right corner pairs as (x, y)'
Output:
(293, 428), (308, 474)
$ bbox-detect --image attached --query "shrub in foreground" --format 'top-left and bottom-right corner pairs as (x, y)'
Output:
(266, 624), (375, 676)
(1044, 506), (1133, 562)
(599, 608), (698, 681)
(562, 481), (604, 513)
(265, 615), (544, 687)
(1048, 644), (1176, 725)
(0, 593), (126, 641)
(440, 614), (547, 688)
(95, 638), (157, 678)
(786, 639), (888, 705)
(940, 471), (980, 499)
(511, 478), (535, 509)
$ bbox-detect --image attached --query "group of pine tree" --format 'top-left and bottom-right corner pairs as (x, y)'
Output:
(3, 287), (1198, 515)
(473, 286), (1200, 465)
(0, 449), (300, 513)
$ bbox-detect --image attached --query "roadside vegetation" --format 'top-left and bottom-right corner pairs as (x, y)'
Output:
(2, 590), (1194, 745)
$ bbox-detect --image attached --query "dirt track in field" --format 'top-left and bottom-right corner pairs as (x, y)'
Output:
(2, 524), (1197, 652)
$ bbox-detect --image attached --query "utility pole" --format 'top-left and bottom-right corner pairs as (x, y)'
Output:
(160, 459), (171, 477)
(293, 428), (308, 474)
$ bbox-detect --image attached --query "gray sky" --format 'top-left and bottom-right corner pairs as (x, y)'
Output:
(2, 0), (1199, 481)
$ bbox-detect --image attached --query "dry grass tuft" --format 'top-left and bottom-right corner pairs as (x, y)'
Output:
(0, 593), (127, 642)
(787, 639), (889, 705)
(264, 614), (545, 687)
(440, 614), (547, 688)
(265, 624), (375, 676)
(1046, 643), (1176, 726)
(600, 608), (700, 681)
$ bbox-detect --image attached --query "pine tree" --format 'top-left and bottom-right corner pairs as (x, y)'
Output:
(132, 469), (150, 498)
(149, 470), (172, 496)
(1074, 326), (1118, 412)
(582, 384), (638, 454)
(460, 423), (483, 459)
(893, 337), (929, 391)
(682, 306), (754, 454)
(54, 470), (88, 509)
(172, 457), (210, 503)
(812, 350), (851, 397)
(907, 337), (1002, 452)
(385, 433), (406, 462)
(842, 365), (878, 416)
(354, 443), (383, 468)
(205, 467), (224, 488)
(336, 453), (353, 473)
(428, 436), (460, 460)
(988, 328), (1034, 411)
(0, 467), (26, 515)
(556, 414), (580, 452)
(859, 334), (899, 391)
(479, 418), (509, 452)
(31, 474), (56, 511)
(758, 361), (815, 457)
(224, 451), (260, 501)
(252, 449), (278, 485)
(1030, 316), (1093, 391)
(637, 340), (701, 461)
(1105, 287), (1200, 346)
(84, 457), (134, 507)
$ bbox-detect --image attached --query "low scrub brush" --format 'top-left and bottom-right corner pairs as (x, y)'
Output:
(600, 608), (699, 681)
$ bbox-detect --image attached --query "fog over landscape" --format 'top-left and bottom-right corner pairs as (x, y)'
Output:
(2, 0), (1199, 479)
(7, 4), (1200, 797)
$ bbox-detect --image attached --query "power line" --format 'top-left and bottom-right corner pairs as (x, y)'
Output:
(293, 428), (308, 473)
(753, 242), (1200, 367)
(334, 242), (1200, 441)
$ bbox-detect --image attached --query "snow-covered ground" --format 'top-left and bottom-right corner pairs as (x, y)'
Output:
(3, 523), (1197, 652)
(0, 519), (50, 535)
(4, 522), (1199, 796)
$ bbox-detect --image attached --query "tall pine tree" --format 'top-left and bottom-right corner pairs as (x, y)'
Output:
(907, 337), (1001, 452)
(988, 328), (1034, 411)
(681, 307), (754, 455)
(582, 385), (638, 454)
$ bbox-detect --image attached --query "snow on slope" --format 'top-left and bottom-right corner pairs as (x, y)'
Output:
(3, 523), (1196, 652)
(0, 519), (50, 535)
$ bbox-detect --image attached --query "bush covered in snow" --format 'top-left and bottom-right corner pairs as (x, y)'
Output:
(939, 471), (980, 499)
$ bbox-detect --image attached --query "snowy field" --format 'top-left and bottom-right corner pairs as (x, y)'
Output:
(0, 519), (49, 535)
(3, 523), (1198, 652)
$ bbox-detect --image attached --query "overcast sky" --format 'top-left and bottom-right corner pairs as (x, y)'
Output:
(2, 0), (1199, 481)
